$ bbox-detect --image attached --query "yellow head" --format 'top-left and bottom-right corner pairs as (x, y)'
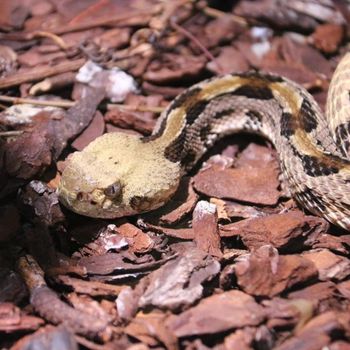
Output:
(57, 133), (181, 218)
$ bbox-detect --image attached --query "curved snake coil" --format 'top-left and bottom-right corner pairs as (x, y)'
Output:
(58, 53), (350, 230)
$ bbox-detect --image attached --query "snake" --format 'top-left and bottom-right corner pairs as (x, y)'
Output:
(57, 53), (350, 230)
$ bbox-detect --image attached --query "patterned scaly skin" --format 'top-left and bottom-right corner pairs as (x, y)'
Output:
(58, 53), (350, 230)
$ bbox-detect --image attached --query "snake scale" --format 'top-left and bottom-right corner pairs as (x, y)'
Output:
(58, 53), (350, 230)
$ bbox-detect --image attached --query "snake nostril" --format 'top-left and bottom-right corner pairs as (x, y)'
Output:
(77, 192), (84, 201)
(90, 200), (97, 205)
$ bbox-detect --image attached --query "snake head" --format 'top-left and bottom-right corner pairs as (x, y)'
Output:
(57, 132), (181, 218)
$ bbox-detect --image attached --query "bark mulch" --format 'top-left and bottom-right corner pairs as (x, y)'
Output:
(1, 0), (350, 349)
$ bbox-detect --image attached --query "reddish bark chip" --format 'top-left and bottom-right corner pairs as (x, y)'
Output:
(94, 28), (131, 50)
(165, 290), (266, 337)
(235, 245), (318, 297)
(72, 111), (105, 151)
(275, 311), (350, 350)
(157, 177), (199, 225)
(10, 325), (78, 350)
(18, 180), (65, 227)
(192, 200), (222, 258)
(261, 60), (320, 86)
(104, 94), (161, 135)
(144, 53), (205, 84)
(337, 280), (350, 300)
(219, 210), (328, 250)
(57, 275), (123, 297)
(302, 249), (350, 282)
(194, 144), (281, 206)
(235, 143), (277, 169)
(193, 165), (280, 206)
(310, 24), (344, 54)
(138, 248), (220, 310)
(329, 342), (350, 350)
(2, 87), (104, 189)
(204, 16), (243, 48)
(125, 312), (177, 350)
(223, 327), (256, 350)
(287, 281), (337, 311)
(0, 303), (44, 332)
(115, 221), (155, 253)
(207, 46), (249, 74)
(263, 297), (314, 329)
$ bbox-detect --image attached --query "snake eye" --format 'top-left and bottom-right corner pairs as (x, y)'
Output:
(104, 181), (122, 199)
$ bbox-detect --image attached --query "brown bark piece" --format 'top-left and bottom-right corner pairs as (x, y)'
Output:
(263, 297), (314, 329)
(2, 87), (104, 191)
(71, 111), (105, 151)
(223, 200), (265, 219)
(329, 342), (350, 350)
(302, 249), (350, 282)
(234, 0), (343, 31)
(156, 177), (199, 225)
(204, 16), (242, 48)
(0, 1), (29, 30)
(310, 24), (344, 54)
(78, 252), (174, 276)
(194, 144), (281, 207)
(310, 233), (350, 255)
(223, 327), (256, 350)
(192, 200), (222, 258)
(0, 303), (44, 332)
(125, 312), (178, 350)
(193, 165), (280, 206)
(93, 28), (131, 50)
(57, 275), (123, 297)
(235, 245), (318, 297)
(275, 311), (349, 350)
(142, 223), (195, 240)
(208, 46), (249, 75)
(236, 143), (277, 168)
(288, 281), (337, 312)
(115, 221), (155, 254)
(219, 210), (328, 251)
(81, 220), (156, 255)
(337, 280), (350, 300)
(144, 54), (206, 84)
(105, 93), (162, 134)
(18, 180), (65, 227)
(30, 286), (111, 341)
(10, 325), (78, 350)
(165, 290), (266, 337)
(261, 60), (320, 86)
(138, 248), (220, 310)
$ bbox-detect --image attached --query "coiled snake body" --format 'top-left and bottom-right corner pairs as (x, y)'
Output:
(58, 53), (350, 230)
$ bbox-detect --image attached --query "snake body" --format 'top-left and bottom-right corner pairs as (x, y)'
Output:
(58, 53), (350, 230)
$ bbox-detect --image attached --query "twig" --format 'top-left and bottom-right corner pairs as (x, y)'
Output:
(0, 11), (156, 41)
(202, 6), (249, 26)
(17, 255), (111, 341)
(170, 18), (224, 74)
(0, 130), (24, 137)
(0, 95), (164, 113)
(0, 95), (75, 108)
(33, 31), (68, 50)
(0, 58), (85, 89)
